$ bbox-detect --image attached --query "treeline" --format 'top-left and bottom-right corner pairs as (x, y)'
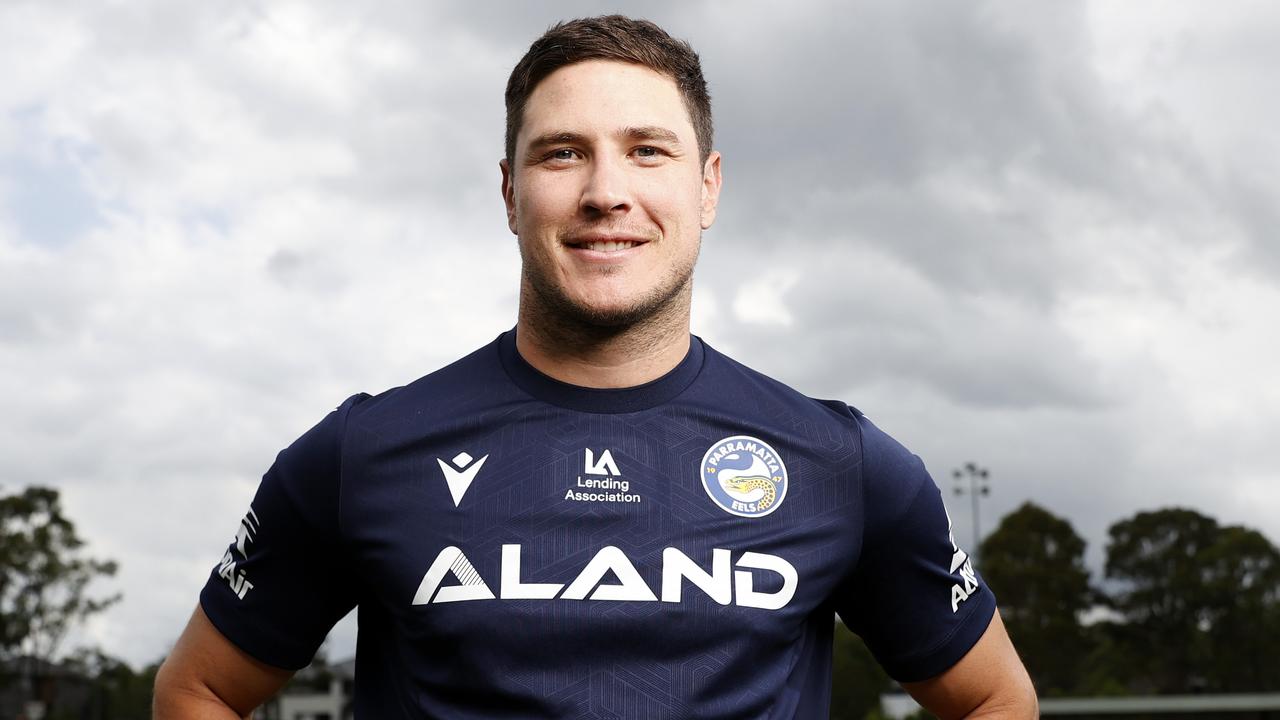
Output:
(1, 485), (151, 719)
(831, 503), (1280, 719)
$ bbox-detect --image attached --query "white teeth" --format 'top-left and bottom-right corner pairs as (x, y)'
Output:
(582, 240), (636, 252)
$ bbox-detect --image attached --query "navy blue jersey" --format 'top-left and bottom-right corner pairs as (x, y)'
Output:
(201, 330), (994, 719)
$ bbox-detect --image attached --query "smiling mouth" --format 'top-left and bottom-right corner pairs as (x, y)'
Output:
(566, 239), (647, 252)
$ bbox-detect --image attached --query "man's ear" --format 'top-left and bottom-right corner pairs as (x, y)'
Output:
(700, 151), (723, 230)
(500, 159), (518, 235)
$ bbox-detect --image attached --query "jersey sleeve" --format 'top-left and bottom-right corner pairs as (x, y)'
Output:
(833, 413), (997, 683)
(199, 393), (369, 670)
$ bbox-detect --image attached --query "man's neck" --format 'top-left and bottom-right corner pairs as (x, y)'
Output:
(515, 298), (692, 390)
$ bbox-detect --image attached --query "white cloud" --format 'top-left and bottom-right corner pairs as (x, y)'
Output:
(731, 268), (796, 326)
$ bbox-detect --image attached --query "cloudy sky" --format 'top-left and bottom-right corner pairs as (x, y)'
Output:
(3, 0), (1278, 669)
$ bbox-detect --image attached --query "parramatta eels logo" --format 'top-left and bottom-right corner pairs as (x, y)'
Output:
(700, 435), (788, 518)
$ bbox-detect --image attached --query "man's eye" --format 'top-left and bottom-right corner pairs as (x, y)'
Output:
(548, 149), (577, 161)
(635, 146), (659, 157)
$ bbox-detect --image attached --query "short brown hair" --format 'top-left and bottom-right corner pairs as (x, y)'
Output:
(504, 15), (713, 165)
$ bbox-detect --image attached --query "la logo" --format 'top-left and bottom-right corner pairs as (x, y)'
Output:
(585, 448), (620, 476)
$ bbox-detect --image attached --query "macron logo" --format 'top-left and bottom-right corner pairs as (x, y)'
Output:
(437, 451), (489, 507)
(234, 506), (260, 557)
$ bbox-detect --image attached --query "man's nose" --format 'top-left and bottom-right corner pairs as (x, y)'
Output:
(579, 155), (632, 216)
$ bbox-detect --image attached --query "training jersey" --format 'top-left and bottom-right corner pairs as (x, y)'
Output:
(200, 329), (994, 719)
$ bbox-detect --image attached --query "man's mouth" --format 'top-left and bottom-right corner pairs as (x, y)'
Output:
(569, 240), (643, 252)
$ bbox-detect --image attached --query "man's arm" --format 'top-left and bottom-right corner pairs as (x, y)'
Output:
(901, 611), (1038, 720)
(153, 605), (294, 719)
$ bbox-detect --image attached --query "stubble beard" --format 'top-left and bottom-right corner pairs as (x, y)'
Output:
(519, 239), (699, 350)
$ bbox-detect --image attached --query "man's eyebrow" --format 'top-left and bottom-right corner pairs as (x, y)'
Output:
(622, 126), (682, 145)
(525, 131), (588, 155)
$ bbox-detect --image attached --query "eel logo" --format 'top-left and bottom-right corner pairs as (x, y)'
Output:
(700, 435), (788, 518)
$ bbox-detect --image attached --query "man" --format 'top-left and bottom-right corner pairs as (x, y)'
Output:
(155, 15), (1037, 719)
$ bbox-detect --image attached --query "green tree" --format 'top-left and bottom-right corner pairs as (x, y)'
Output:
(1198, 525), (1280, 691)
(830, 619), (890, 720)
(1074, 620), (1137, 697)
(71, 650), (161, 720)
(979, 501), (1092, 696)
(1104, 507), (1220, 693)
(0, 485), (121, 714)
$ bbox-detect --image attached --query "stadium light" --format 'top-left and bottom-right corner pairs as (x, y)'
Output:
(952, 462), (990, 564)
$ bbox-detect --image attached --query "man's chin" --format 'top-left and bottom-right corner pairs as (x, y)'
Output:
(523, 264), (693, 333)
(544, 288), (686, 331)
(563, 298), (655, 329)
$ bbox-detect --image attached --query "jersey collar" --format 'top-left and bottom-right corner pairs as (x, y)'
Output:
(497, 328), (705, 414)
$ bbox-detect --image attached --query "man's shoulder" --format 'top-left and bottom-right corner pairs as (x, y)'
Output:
(338, 333), (510, 430)
(699, 339), (864, 426)
(702, 341), (928, 495)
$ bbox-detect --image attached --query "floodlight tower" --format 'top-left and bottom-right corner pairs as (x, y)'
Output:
(952, 462), (990, 564)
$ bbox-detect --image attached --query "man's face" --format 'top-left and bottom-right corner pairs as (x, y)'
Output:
(501, 59), (722, 328)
